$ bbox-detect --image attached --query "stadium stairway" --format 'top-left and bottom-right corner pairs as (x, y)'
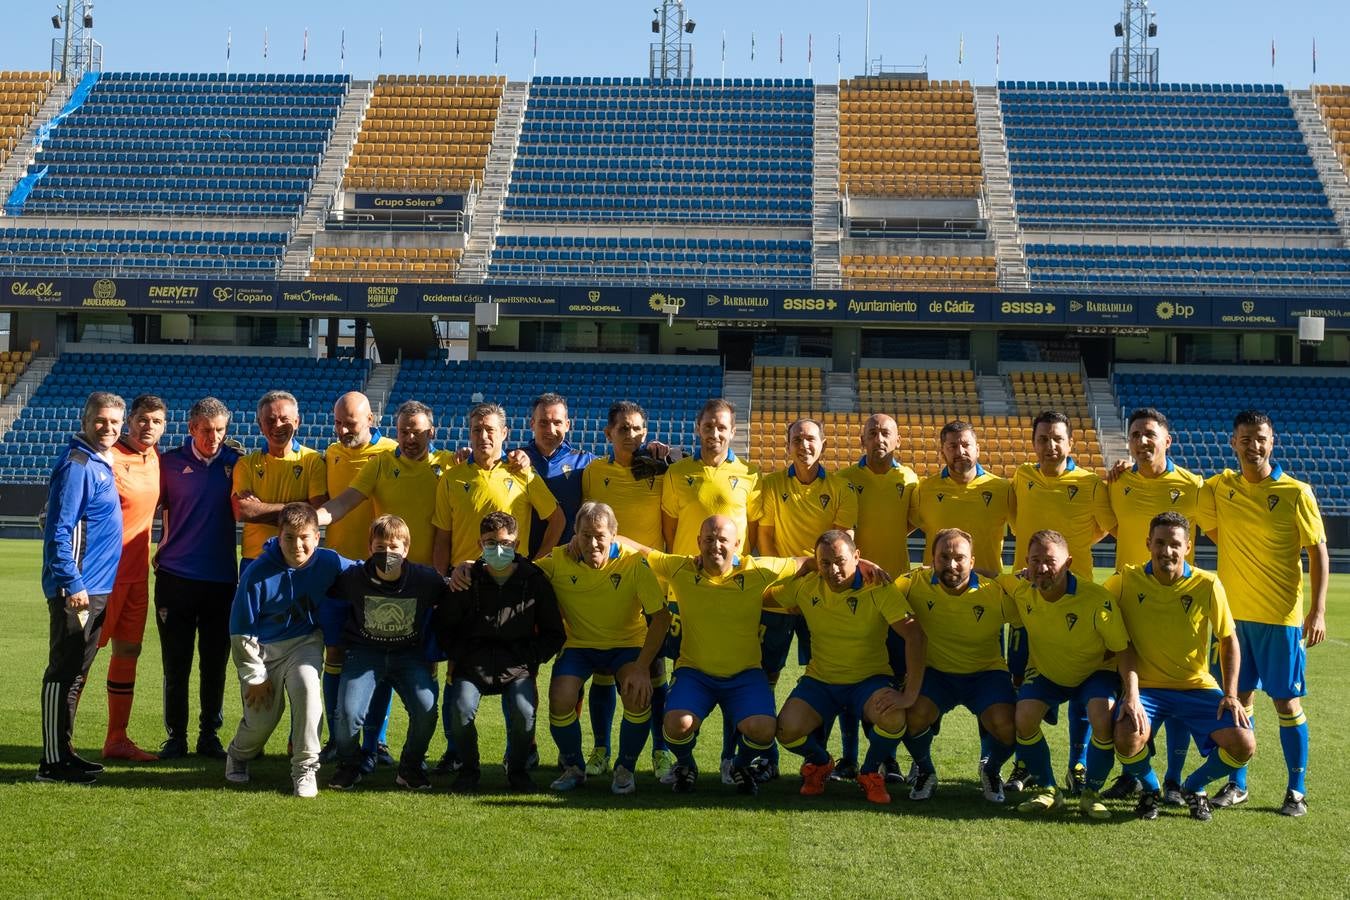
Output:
(811, 83), (842, 289)
(363, 360), (399, 420)
(460, 81), (529, 283)
(824, 371), (856, 413)
(0, 81), (71, 203)
(976, 374), (1013, 416)
(0, 353), (54, 438)
(1085, 377), (1128, 463)
(723, 369), (752, 459)
(973, 86), (1028, 289)
(1292, 89), (1350, 241)
(281, 81), (374, 277)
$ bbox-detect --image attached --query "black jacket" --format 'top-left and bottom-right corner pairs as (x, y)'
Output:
(432, 556), (565, 692)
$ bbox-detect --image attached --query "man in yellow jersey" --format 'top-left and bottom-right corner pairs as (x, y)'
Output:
(1101, 407), (1204, 805)
(432, 402), (564, 574)
(1006, 409), (1114, 794)
(772, 530), (925, 804)
(232, 390), (328, 570)
(582, 400), (677, 781)
(1107, 512), (1255, 822)
(1196, 410), (1327, 817)
(660, 398), (763, 784)
(757, 417), (859, 780)
(899, 528), (1016, 804)
(998, 530), (1133, 819)
(541, 502), (671, 795)
(911, 421), (1011, 572)
(628, 515), (806, 796)
(312, 391), (399, 769)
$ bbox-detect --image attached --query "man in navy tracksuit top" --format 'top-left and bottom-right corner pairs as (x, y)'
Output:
(224, 503), (352, 798)
(38, 392), (126, 784)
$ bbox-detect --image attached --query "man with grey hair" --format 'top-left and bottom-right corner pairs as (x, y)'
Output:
(232, 389), (328, 572)
(37, 391), (126, 783)
(154, 396), (245, 759)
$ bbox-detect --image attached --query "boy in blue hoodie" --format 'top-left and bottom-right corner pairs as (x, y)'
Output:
(224, 503), (352, 797)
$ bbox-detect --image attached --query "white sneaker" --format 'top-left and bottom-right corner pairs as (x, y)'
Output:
(720, 758), (736, 786)
(611, 765), (637, 795)
(225, 753), (250, 784)
(294, 771), (318, 798)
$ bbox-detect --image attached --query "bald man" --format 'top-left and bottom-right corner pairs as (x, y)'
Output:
(320, 391), (397, 766)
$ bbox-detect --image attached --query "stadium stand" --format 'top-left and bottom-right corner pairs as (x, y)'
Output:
(1025, 243), (1350, 294)
(857, 367), (981, 418)
(0, 70), (54, 171)
(1113, 370), (1350, 513)
(1009, 370), (1090, 419)
(1314, 84), (1350, 176)
(384, 358), (723, 452)
(309, 245), (463, 282)
(17, 72), (348, 217)
(0, 349), (31, 400)
(490, 235), (812, 286)
(0, 226), (288, 278)
(1000, 82), (1339, 233)
(752, 365), (823, 414)
(342, 74), (504, 193)
(501, 77), (814, 226)
(842, 253), (998, 290)
(0, 352), (370, 483)
(838, 78), (981, 199)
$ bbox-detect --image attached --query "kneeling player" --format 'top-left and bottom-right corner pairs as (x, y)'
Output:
(900, 529), (1016, 803)
(1108, 512), (1255, 821)
(772, 530), (926, 804)
(327, 515), (447, 791)
(542, 502), (672, 794)
(999, 530), (1134, 818)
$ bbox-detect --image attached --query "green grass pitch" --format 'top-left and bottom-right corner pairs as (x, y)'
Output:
(0, 538), (1347, 898)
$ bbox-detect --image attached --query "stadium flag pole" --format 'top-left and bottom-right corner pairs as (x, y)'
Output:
(1312, 37), (1316, 74)
(808, 33), (813, 78)
(533, 29), (538, 78)
(779, 31), (783, 66)
(418, 28), (423, 68)
(378, 28), (383, 62)
(751, 31), (756, 63)
(495, 30), (500, 73)
(226, 27), (231, 74)
(958, 32), (963, 74)
(340, 29), (345, 72)
(865, 0), (871, 74)
(836, 32), (841, 83)
(456, 29), (461, 73)
(1271, 38), (1276, 70)
(263, 27), (269, 71)
(995, 33), (1000, 80)
(721, 30), (726, 79)
(303, 27), (308, 64)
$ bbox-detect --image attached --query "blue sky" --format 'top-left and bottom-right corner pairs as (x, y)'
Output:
(2, 1), (1347, 85)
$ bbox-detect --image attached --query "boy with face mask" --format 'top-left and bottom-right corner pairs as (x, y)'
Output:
(326, 515), (450, 791)
(433, 512), (565, 793)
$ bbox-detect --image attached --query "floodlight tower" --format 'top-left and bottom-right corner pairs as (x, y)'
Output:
(50, 0), (103, 82)
(1110, 0), (1158, 84)
(649, 0), (695, 80)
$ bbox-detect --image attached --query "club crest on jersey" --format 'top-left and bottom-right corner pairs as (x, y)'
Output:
(895, 484), (905, 497)
(810, 595), (822, 606)
(432, 465), (443, 477)
(981, 490), (993, 506)
(1103, 599), (1112, 611)
(685, 476), (696, 486)
(926, 599), (935, 611)
(562, 464), (573, 478)
(254, 466), (265, 479)
(570, 575), (578, 585)
(819, 494), (831, 509)
(504, 478), (515, 492)
(1180, 594), (1194, 613)
(603, 477), (611, 487)
(730, 477), (740, 490)
(392, 468), (400, 478)
(609, 574), (622, 589)
(732, 574), (745, 590)
(1123, 486), (1132, 496)
(1136, 592), (1146, 604)
(846, 596), (858, 615)
(1228, 489), (1236, 501)
(1169, 488), (1182, 504)
(1065, 612), (1079, 630)
(1267, 495), (1280, 512)
(936, 492), (945, 503)
(462, 483), (471, 493)
(973, 605), (986, 621)
(780, 491), (789, 501)
(645, 477), (656, 488)
(292, 464), (303, 480)
(1066, 485), (1079, 500)
(223, 464), (232, 477)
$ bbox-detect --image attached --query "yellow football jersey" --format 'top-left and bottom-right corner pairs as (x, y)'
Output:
(323, 434), (398, 559)
(350, 447), (455, 565)
(840, 457), (919, 577)
(1196, 466), (1326, 626)
(582, 455), (665, 549)
(778, 571), (912, 684)
(759, 466), (859, 557)
(233, 444), (327, 559)
(660, 452), (762, 555)
(432, 460), (559, 568)
(1011, 460), (1115, 580)
(901, 568), (1010, 674)
(646, 551), (798, 677)
(1108, 461), (1203, 570)
(998, 573), (1128, 687)
(1105, 563), (1234, 690)
(535, 543), (665, 649)
(911, 466), (1012, 572)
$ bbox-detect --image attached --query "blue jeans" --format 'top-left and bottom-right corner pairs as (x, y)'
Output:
(448, 677), (536, 774)
(333, 645), (438, 768)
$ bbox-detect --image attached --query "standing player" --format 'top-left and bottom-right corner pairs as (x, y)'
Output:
(582, 400), (676, 781)
(999, 531), (1133, 819)
(1196, 411), (1327, 816)
(772, 530), (926, 804)
(759, 418), (859, 780)
(1102, 407), (1204, 803)
(660, 398), (763, 783)
(37, 392), (125, 784)
(1108, 512), (1255, 821)
(541, 502), (672, 794)
(319, 391), (397, 767)
(911, 421), (1011, 572)
(1007, 410), (1115, 794)
(155, 397), (241, 760)
(899, 529), (1017, 804)
(99, 394), (167, 762)
(232, 390), (328, 570)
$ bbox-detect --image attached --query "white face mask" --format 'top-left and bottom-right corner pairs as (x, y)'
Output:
(481, 543), (515, 571)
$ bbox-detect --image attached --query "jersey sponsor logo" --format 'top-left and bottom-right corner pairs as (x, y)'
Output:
(981, 490), (993, 506)
(1180, 594), (1194, 613)
(1065, 612), (1079, 630)
(1169, 488), (1182, 504)
(973, 605), (986, 621)
(818, 493), (831, 509)
(1066, 485), (1079, 500)
(609, 573), (622, 589)
(1267, 495), (1280, 512)
(846, 596), (858, 614)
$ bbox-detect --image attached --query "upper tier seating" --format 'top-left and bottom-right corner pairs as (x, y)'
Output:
(1314, 85), (1350, 178)
(0, 226), (287, 278)
(0, 70), (54, 171)
(488, 235), (811, 285)
(999, 82), (1337, 233)
(839, 78), (981, 199)
(502, 77), (814, 225)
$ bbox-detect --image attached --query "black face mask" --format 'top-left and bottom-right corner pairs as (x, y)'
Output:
(370, 551), (405, 577)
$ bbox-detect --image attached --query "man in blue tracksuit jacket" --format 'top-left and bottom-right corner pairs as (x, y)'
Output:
(38, 392), (127, 784)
